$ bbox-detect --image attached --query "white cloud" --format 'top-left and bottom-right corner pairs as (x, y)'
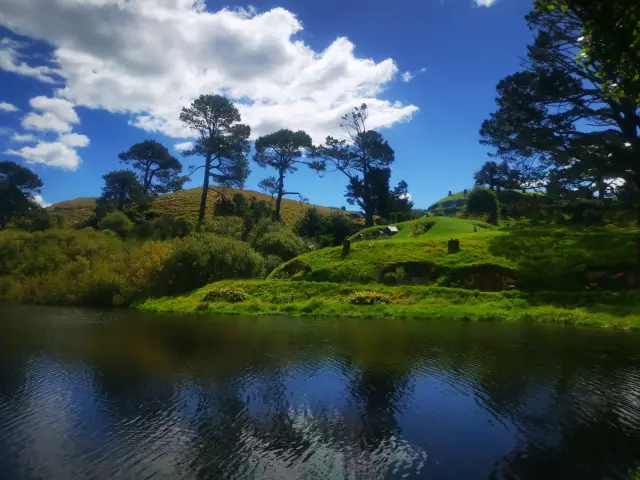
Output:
(11, 132), (37, 142)
(21, 96), (80, 133)
(173, 141), (195, 152)
(6, 140), (85, 170)
(0, 37), (60, 83)
(59, 132), (89, 147)
(474, 0), (498, 6)
(418, 67), (427, 73)
(0, 101), (18, 112)
(401, 71), (413, 83)
(32, 194), (51, 208)
(0, 1), (418, 143)
(22, 112), (73, 133)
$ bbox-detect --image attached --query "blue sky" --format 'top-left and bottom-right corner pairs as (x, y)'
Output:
(0, 0), (534, 209)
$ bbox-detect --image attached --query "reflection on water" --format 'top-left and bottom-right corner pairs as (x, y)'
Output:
(1, 306), (640, 479)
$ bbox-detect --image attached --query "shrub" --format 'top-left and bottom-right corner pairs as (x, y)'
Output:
(204, 216), (244, 240)
(254, 230), (305, 261)
(158, 234), (265, 295)
(382, 272), (398, 285)
(125, 241), (173, 296)
(411, 223), (426, 237)
(467, 188), (499, 225)
(98, 211), (134, 237)
(202, 287), (248, 303)
(265, 254), (284, 274)
(347, 291), (392, 305)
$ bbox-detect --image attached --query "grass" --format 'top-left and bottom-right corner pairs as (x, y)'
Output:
(48, 187), (345, 228)
(138, 279), (640, 330)
(271, 218), (636, 289)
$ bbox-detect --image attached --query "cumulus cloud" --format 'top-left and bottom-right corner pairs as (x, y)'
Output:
(0, 0), (418, 142)
(173, 141), (195, 152)
(6, 141), (83, 170)
(59, 132), (89, 147)
(0, 101), (18, 112)
(21, 96), (80, 133)
(474, 0), (498, 7)
(401, 71), (413, 83)
(32, 194), (51, 208)
(0, 38), (60, 83)
(11, 133), (37, 142)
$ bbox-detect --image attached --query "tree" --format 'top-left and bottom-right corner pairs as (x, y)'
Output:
(179, 95), (251, 222)
(316, 104), (395, 227)
(96, 170), (149, 218)
(480, 6), (639, 202)
(467, 188), (499, 225)
(346, 167), (412, 221)
(118, 140), (187, 196)
(253, 129), (316, 221)
(0, 161), (43, 229)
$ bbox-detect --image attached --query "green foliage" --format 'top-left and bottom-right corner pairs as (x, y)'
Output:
(255, 230), (306, 261)
(264, 254), (284, 274)
(467, 189), (499, 225)
(0, 161), (43, 229)
(118, 140), (186, 196)
(347, 291), (392, 305)
(202, 287), (248, 303)
(157, 234), (265, 295)
(295, 208), (361, 247)
(180, 94), (251, 221)
(315, 104), (395, 226)
(203, 216), (244, 240)
(411, 222), (426, 237)
(253, 129), (314, 221)
(98, 211), (134, 237)
(96, 170), (150, 221)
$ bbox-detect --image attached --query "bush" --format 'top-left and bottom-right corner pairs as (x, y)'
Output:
(411, 223), (426, 237)
(467, 188), (499, 225)
(158, 234), (265, 295)
(265, 254), (284, 274)
(254, 230), (305, 261)
(347, 291), (392, 305)
(202, 287), (248, 303)
(98, 211), (134, 237)
(125, 241), (173, 296)
(203, 216), (244, 240)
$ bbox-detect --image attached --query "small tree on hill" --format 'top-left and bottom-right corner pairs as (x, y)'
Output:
(253, 129), (317, 221)
(0, 161), (43, 229)
(316, 104), (395, 227)
(467, 188), (499, 225)
(118, 140), (187, 196)
(179, 95), (251, 222)
(96, 170), (149, 219)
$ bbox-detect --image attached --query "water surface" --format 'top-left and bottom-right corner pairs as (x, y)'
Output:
(1, 305), (640, 479)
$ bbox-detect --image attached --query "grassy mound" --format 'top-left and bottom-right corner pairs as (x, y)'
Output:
(48, 187), (344, 228)
(271, 217), (636, 290)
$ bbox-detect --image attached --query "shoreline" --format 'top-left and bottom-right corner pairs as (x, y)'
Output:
(137, 280), (640, 331)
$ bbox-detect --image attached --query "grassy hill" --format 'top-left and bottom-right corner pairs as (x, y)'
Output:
(270, 216), (636, 290)
(48, 187), (346, 228)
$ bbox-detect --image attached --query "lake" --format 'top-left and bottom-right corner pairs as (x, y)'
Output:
(1, 305), (640, 479)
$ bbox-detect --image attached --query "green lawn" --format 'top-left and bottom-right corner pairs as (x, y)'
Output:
(139, 279), (640, 330)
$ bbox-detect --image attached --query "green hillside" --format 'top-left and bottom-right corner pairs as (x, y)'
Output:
(270, 216), (636, 290)
(48, 187), (346, 228)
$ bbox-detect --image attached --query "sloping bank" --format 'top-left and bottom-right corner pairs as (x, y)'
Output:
(138, 280), (640, 330)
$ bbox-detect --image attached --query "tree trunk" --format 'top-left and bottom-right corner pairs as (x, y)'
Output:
(144, 164), (151, 196)
(363, 165), (374, 227)
(198, 156), (211, 222)
(273, 170), (285, 222)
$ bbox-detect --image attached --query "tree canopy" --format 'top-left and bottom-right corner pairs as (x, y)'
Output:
(118, 140), (187, 196)
(96, 170), (149, 219)
(480, 4), (639, 203)
(253, 129), (317, 221)
(316, 104), (395, 226)
(180, 95), (251, 221)
(0, 161), (43, 229)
